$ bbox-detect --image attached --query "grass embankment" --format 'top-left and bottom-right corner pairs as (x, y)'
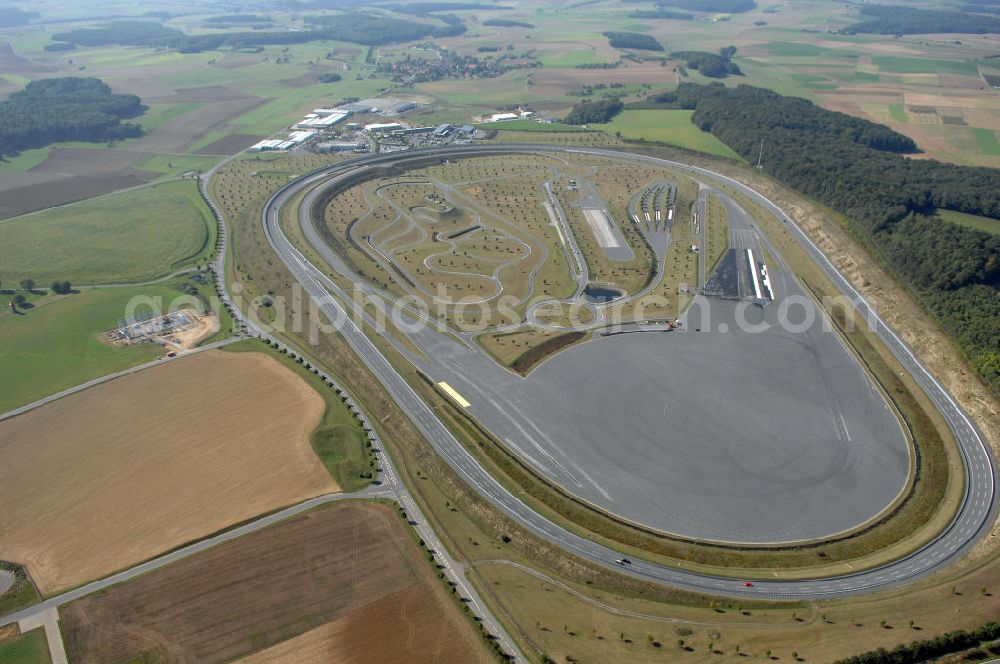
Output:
(510, 331), (587, 375)
(0, 180), (216, 285)
(0, 274), (231, 413)
(0, 628), (49, 664)
(703, 192), (729, 275)
(224, 338), (375, 493)
(0, 563), (41, 618)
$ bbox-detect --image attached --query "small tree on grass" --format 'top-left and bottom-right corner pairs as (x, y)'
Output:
(19, 278), (34, 292)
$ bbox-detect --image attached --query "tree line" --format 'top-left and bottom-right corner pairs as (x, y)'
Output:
(632, 83), (1000, 393)
(835, 621), (999, 663)
(51, 13), (467, 53)
(0, 77), (145, 159)
(629, 9), (694, 20)
(483, 18), (535, 28)
(844, 4), (1000, 35)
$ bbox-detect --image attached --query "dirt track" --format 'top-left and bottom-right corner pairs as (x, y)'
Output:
(61, 501), (490, 664)
(0, 350), (335, 595)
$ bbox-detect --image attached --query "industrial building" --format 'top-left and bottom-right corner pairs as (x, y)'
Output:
(433, 123), (453, 137)
(295, 110), (348, 129)
(365, 122), (404, 133)
(490, 112), (518, 122)
(315, 141), (367, 153)
(247, 139), (285, 152)
(247, 130), (316, 152)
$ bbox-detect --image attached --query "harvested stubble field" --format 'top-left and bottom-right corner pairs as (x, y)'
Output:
(0, 350), (335, 595)
(62, 501), (491, 664)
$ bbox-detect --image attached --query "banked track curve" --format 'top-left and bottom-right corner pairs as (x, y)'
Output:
(259, 144), (997, 599)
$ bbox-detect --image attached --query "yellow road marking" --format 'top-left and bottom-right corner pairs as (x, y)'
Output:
(438, 381), (470, 408)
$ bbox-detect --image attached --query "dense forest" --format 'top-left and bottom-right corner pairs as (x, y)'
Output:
(671, 47), (741, 78)
(0, 77), (145, 158)
(964, 3), (1000, 13)
(629, 9), (694, 19)
(52, 21), (184, 48)
(203, 14), (273, 27)
(52, 13), (465, 52)
(381, 2), (500, 13)
(603, 31), (663, 51)
(483, 18), (535, 28)
(0, 6), (38, 27)
(633, 83), (1000, 392)
(563, 98), (624, 125)
(845, 4), (1000, 34)
(835, 621), (999, 664)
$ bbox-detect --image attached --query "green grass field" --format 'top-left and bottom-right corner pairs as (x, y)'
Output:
(591, 110), (741, 160)
(0, 281), (221, 413)
(0, 180), (215, 285)
(0, 148), (50, 173)
(539, 48), (611, 68)
(937, 209), (1000, 235)
(889, 103), (909, 123)
(0, 629), (49, 664)
(971, 127), (1000, 156)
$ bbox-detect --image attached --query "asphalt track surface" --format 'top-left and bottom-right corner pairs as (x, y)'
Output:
(371, 186), (911, 544)
(262, 144), (997, 599)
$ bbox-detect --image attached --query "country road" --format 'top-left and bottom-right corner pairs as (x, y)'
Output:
(258, 143), (997, 601)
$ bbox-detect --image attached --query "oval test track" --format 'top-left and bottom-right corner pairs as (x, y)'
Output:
(262, 144), (997, 600)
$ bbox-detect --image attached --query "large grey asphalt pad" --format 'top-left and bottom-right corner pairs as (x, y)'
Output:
(429, 270), (909, 544)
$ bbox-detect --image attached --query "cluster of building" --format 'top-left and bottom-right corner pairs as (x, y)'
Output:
(376, 45), (537, 85)
(248, 97), (425, 154)
(108, 310), (194, 344)
(483, 108), (535, 123)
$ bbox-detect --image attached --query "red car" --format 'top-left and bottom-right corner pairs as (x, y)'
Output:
(744, 581), (754, 587)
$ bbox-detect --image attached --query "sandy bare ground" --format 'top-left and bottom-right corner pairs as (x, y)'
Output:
(0, 350), (335, 595)
(161, 312), (218, 350)
(237, 583), (493, 664)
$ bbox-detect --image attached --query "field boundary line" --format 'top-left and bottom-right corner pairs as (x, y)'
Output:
(0, 337), (238, 423)
(0, 490), (387, 629)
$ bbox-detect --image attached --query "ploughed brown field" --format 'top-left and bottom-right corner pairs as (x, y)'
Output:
(0, 350), (335, 595)
(62, 502), (492, 664)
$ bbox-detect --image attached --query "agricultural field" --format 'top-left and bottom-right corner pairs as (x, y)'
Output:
(61, 500), (491, 664)
(0, 27), (394, 218)
(0, 275), (229, 413)
(0, 349), (336, 594)
(0, 179), (215, 285)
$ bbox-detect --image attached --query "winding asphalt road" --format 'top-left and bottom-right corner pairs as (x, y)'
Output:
(259, 144), (998, 601)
